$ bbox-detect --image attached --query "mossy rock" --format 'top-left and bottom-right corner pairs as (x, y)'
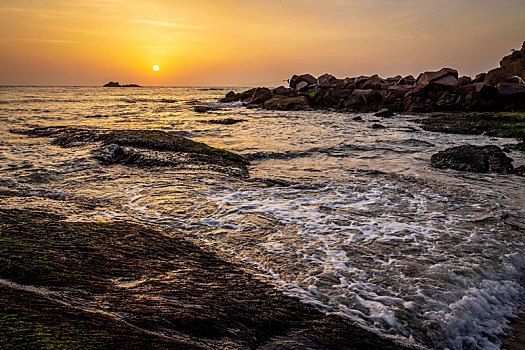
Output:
(418, 112), (525, 139)
(17, 127), (249, 174)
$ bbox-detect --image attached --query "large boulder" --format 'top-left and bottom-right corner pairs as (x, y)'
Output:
(289, 74), (317, 89)
(497, 82), (525, 108)
(264, 95), (310, 111)
(361, 75), (385, 90)
(247, 87), (272, 105)
(484, 68), (507, 86)
(342, 89), (381, 109)
(431, 145), (514, 174)
(417, 68), (459, 90)
(500, 41), (525, 80)
(317, 73), (339, 87)
(272, 86), (297, 97)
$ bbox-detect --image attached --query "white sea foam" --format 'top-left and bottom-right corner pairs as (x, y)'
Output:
(198, 180), (525, 349)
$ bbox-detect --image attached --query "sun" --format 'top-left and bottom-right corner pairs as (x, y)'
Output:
(153, 65), (159, 72)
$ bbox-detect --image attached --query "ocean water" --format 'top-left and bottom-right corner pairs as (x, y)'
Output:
(0, 86), (524, 349)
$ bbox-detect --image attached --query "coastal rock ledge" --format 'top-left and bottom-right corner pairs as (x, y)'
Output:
(222, 41), (525, 113)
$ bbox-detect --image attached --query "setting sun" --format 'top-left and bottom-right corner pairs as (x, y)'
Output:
(153, 65), (159, 72)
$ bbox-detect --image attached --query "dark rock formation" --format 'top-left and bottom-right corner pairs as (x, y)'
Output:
(221, 42), (525, 113)
(431, 145), (515, 174)
(103, 81), (141, 87)
(20, 127), (249, 176)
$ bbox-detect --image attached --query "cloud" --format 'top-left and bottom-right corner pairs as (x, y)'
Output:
(130, 19), (203, 30)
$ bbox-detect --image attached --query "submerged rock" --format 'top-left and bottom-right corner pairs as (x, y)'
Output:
(431, 144), (515, 174)
(201, 118), (246, 125)
(374, 108), (395, 117)
(20, 127), (249, 176)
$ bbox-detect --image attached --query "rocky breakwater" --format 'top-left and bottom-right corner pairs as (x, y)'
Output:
(221, 41), (525, 113)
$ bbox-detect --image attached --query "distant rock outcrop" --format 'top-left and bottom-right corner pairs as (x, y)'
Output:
(103, 81), (141, 87)
(221, 41), (525, 113)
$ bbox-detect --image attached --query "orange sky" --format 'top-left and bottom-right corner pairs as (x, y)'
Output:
(1, 0), (524, 86)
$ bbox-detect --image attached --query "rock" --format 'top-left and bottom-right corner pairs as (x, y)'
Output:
(514, 165), (525, 176)
(296, 81), (310, 91)
(353, 116), (363, 121)
(103, 82), (141, 87)
(473, 73), (487, 83)
(354, 76), (370, 87)
(342, 89), (382, 110)
(362, 75), (385, 90)
(247, 87), (272, 104)
(497, 83), (525, 108)
(289, 74), (317, 89)
(202, 118), (246, 125)
(264, 95), (310, 111)
(458, 76), (472, 86)
(194, 106), (212, 113)
(474, 82), (501, 103)
(221, 91), (238, 102)
(396, 75), (416, 86)
(431, 145), (514, 174)
(272, 86), (297, 97)
(317, 73), (339, 87)
(374, 108), (394, 117)
(239, 88), (257, 102)
(500, 41), (525, 80)
(417, 68), (459, 90)
(497, 83), (525, 97)
(371, 123), (386, 129)
(484, 68), (507, 86)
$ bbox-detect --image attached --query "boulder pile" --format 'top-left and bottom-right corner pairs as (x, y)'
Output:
(222, 42), (525, 113)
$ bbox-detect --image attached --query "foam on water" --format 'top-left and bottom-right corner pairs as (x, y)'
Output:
(1, 86), (524, 349)
(195, 180), (524, 349)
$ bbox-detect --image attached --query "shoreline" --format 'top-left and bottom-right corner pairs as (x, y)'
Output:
(0, 203), (413, 349)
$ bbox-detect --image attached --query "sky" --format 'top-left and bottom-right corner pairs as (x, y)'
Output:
(1, 0), (524, 86)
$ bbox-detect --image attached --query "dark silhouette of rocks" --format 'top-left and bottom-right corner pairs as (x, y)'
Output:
(221, 41), (525, 113)
(103, 81), (141, 87)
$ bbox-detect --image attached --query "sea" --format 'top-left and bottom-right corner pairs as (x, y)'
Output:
(0, 86), (524, 350)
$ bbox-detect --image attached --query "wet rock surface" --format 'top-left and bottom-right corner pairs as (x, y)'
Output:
(0, 207), (410, 350)
(431, 145), (515, 174)
(17, 127), (249, 177)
